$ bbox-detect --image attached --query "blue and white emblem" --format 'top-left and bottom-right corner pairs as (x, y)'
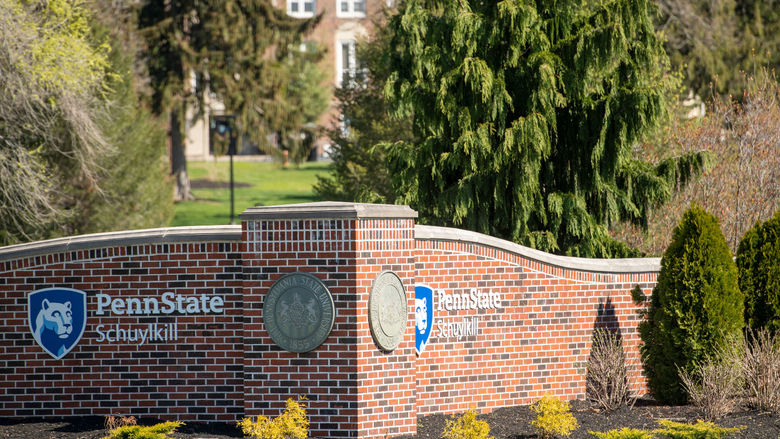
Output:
(28, 288), (87, 359)
(414, 284), (434, 356)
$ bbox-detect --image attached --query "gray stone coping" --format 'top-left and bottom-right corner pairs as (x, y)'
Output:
(0, 225), (242, 261)
(240, 201), (418, 220)
(415, 225), (660, 274)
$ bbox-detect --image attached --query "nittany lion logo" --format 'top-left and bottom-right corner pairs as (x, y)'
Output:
(28, 288), (86, 359)
(415, 285), (435, 356)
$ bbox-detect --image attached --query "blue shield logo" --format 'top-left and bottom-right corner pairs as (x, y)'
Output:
(415, 285), (435, 355)
(28, 288), (87, 359)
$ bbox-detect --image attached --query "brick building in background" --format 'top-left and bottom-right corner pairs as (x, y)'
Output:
(185, 0), (387, 161)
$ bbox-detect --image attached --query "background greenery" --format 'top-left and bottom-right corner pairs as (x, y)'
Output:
(171, 161), (327, 226)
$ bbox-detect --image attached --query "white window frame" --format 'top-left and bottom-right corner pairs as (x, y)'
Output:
(336, 0), (365, 18)
(287, 0), (315, 18)
(336, 39), (358, 87)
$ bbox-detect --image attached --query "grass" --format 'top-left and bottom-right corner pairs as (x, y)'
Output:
(171, 160), (329, 226)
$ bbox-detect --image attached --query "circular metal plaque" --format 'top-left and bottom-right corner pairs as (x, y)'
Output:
(369, 271), (408, 351)
(263, 272), (335, 353)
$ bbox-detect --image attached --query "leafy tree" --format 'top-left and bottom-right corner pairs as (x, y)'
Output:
(655, 0), (780, 99)
(383, 0), (704, 257)
(640, 205), (743, 404)
(612, 69), (780, 254)
(655, 0), (742, 97)
(60, 11), (174, 235)
(314, 12), (413, 203)
(265, 42), (331, 165)
(738, 211), (780, 334)
(0, 0), (110, 245)
(138, 0), (317, 200)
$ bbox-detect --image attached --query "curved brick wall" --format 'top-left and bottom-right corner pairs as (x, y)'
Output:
(0, 203), (660, 438)
(413, 225), (658, 416)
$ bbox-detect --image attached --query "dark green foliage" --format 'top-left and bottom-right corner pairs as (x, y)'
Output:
(640, 205), (743, 404)
(657, 0), (780, 99)
(738, 211), (780, 333)
(314, 12), (413, 203)
(383, 0), (704, 257)
(138, 1), (319, 198)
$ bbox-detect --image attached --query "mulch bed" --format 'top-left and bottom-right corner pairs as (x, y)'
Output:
(1, 400), (779, 438)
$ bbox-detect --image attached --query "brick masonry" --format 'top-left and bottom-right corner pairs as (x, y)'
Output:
(0, 202), (658, 438)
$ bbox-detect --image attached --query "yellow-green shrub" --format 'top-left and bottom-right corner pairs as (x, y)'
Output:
(237, 397), (309, 439)
(654, 420), (743, 439)
(442, 409), (492, 439)
(103, 421), (183, 439)
(530, 395), (578, 438)
(589, 427), (656, 438)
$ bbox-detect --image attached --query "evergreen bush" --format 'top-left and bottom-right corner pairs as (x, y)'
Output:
(530, 395), (578, 438)
(640, 205), (744, 404)
(738, 211), (780, 333)
(237, 397), (309, 439)
(589, 428), (656, 439)
(654, 420), (743, 438)
(442, 409), (493, 439)
(103, 421), (183, 439)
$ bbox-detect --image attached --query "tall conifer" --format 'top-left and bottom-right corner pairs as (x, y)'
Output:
(139, 1), (317, 200)
(384, 0), (703, 257)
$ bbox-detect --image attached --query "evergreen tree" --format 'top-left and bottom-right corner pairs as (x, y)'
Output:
(138, 1), (317, 200)
(383, 0), (704, 257)
(314, 12), (413, 203)
(640, 205), (743, 404)
(739, 211), (780, 334)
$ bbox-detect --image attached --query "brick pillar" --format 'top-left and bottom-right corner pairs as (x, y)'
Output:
(240, 202), (417, 439)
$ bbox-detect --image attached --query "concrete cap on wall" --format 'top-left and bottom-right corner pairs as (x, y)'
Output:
(0, 225), (242, 261)
(239, 201), (419, 220)
(416, 224), (661, 274)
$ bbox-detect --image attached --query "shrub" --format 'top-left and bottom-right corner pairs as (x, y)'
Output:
(589, 428), (656, 439)
(640, 205), (744, 404)
(677, 337), (742, 420)
(586, 329), (634, 411)
(738, 211), (780, 334)
(237, 397), (309, 439)
(654, 420), (743, 438)
(104, 415), (137, 430)
(103, 421), (183, 439)
(741, 328), (780, 413)
(530, 395), (578, 439)
(442, 409), (492, 439)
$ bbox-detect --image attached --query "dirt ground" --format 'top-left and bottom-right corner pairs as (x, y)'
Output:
(1, 399), (779, 438)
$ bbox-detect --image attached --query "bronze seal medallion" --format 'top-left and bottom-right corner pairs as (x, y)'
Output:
(369, 271), (408, 351)
(263, 272), (335, 353)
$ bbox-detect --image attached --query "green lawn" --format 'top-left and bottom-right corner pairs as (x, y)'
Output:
(171, 160), (329, 226)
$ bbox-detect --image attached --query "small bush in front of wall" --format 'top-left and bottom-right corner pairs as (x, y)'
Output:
(586, 329), (634, 411)
(654, 420), (743, 439)
(442, 409), (493, 439)
(640, 205), (744, 404)
(237, 397), (309, 439)
(103, 421), (183, 439)
(678, 337), (743, 420)
(742, 328), (780, 413)
(589, 427), (656, 439)
(530, 395), (578, 438)
(738, 210), (780, 334)
(104, 415), (137, 430)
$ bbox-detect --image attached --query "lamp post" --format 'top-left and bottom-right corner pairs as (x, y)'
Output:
(210, 115), (238, 224)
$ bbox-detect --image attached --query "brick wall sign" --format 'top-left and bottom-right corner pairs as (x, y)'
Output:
(0, 202), (659, 438)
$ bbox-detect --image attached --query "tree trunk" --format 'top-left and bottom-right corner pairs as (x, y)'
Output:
(170, 105), (193, 201)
